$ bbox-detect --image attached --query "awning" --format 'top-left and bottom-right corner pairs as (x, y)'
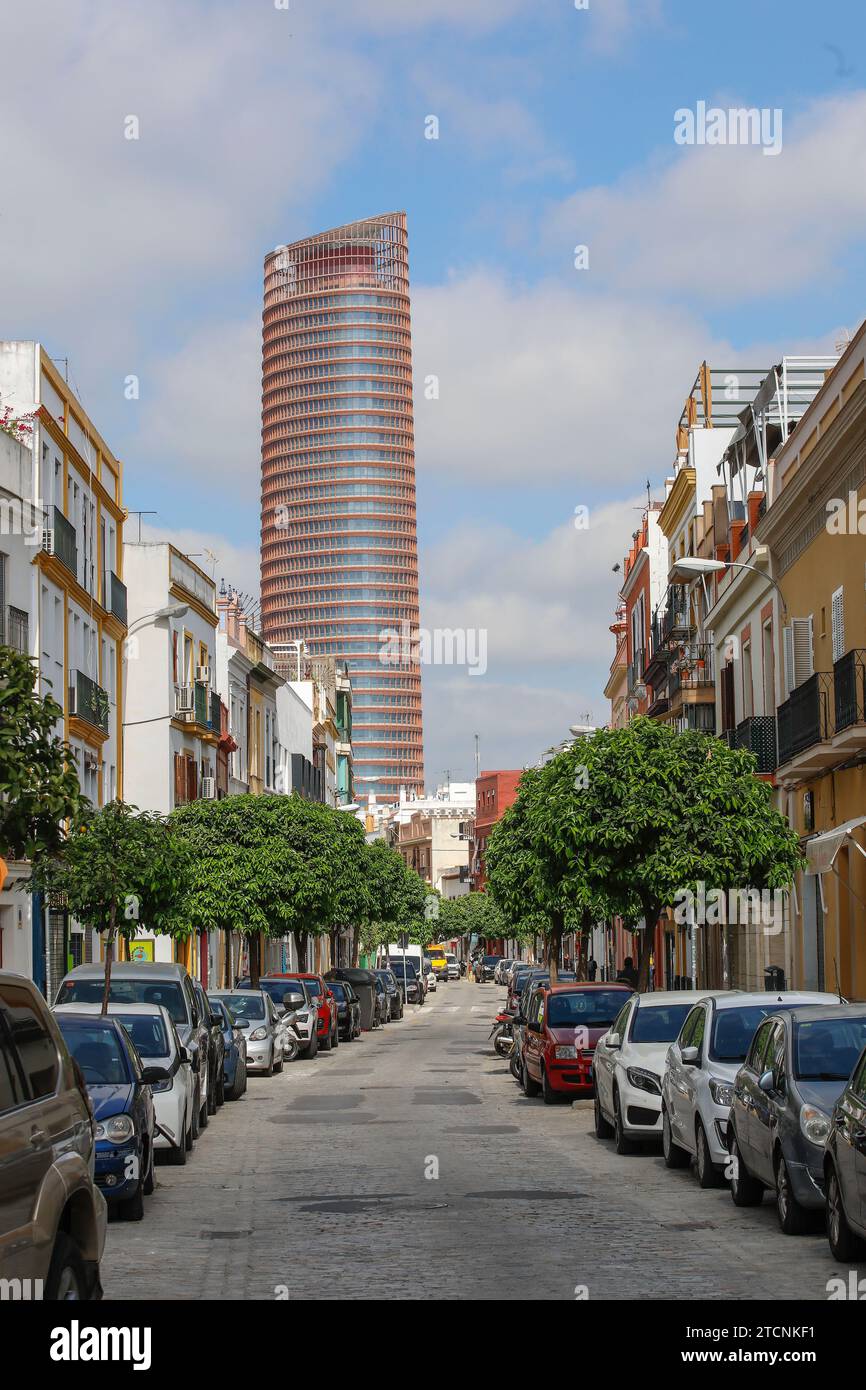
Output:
(804, 816), (866, 876)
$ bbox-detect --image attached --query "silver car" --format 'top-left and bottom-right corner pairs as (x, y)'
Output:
(662, 990), (841, 1185)
(209, 991), (283, 1076)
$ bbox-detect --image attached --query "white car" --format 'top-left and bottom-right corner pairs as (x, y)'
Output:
(661, 990), (842, 1186)
(422, 959), (437, 992)
(593, 990), (734, 1154)
(54, 1002), (196, 1164)
(444, 952), (460, 981)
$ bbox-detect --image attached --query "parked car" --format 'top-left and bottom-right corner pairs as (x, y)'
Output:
(328, 980), (362, 1040)
(422, 958), (437, 993)
(53, 1010), (164, 1221)
(374, 968), (403, 1021)
(192, 976), (225, 1112)
(824, 1042), (866, 1260)
(494, 958), (512, 985)
(521, 983), (635, 1102)
(372, 973), (390, 1025)
(56, 962), (213, 1137)
(389, 958), (424, 1005)
(208, 995), (248, 1100)
(210, 990), (284, 1076)
(427, 949), (449, 981)
(662, 991), (840, 1187)
(0, 971), (106, 1299)
(55, 1002), (196, 1165)
(444, 952), (460, 981)
(727, 1004), (866, 1233)
(475, 954), (503, 983)
(254, 973), (339, 1053)
(594, 991), (731, 1154)
(241, 977), (317, 1058)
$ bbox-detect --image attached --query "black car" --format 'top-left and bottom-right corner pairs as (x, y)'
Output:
(728, 1005), (866, 1234)
(192, 978), (225, 1111)
(328, 981), (362, 1041)
(208, 995), (248, 1100)
(372, 974), (390, 1026)
(375, 968), (404, 1021)
(389, 958), (423, 1004)
(475, 955), (503, 982)
(824, 1042), (866, 1260)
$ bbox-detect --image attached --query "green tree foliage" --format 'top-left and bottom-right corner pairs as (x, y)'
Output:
(31, 801), (189, 1011)
(438, 890), (512, 947)
(0, 646), (84, 862)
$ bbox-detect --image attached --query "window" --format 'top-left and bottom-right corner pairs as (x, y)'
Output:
(0, 1022), (27, 1113)
(0, 982), (59, 1099)
(678, 1006), (702, 1049)
(783, 617), (813, 695)
(746, 1019), (774, 1073)
(612, 1000), (632, 1039)
(831, 586), (845, 663)
(742, 642), (753, 719)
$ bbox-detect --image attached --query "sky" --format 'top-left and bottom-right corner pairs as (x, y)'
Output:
(2, 0), (865, 787)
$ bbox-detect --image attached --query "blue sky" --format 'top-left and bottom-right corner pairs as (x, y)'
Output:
(2, 0), (865, 786)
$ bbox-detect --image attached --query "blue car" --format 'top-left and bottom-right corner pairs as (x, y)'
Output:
(208, 995), (248, 1101)
(54, 1011), (165, 1221)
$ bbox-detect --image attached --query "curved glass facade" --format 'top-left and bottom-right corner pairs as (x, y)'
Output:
(260, 213), (424, 803)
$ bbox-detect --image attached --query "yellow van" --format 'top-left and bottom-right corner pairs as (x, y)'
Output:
(427, 948), (449, 981)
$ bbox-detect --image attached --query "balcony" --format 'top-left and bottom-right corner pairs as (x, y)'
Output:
(69, 669), (109, 734)
(627, 647), (646, 694)
(194, 680), (209, 726)
(209, 689), (221, 730)
(104, 570), (128, 626)
(53, 507), (77, 579)
(660, 586), (693, 643)
(668, 644), (714, 702)
(777, 673), (835, 777)
(832, 649), (866, 753)
(734, 715), (778, 775)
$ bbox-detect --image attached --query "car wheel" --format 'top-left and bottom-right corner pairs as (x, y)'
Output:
(274, 1049), (284, 1074)
(321, 1023), (333, 1051)
(264, 1048), (274, 1077)
(728, 1132), (763, 1207)
(191, 1083), (201, 1139)
(216, 1069), (226, 1106)
(594, 1089), (613, 1139)
(227, 1058), (246, 1099)
(45, 1232), (87, 1301)
(119, 1180), (144, 1222)
(775, 1151), (810, 1235)
(695, 1120), (721, 1188)
(662, 1106), (689, 1168)
(207, 1071), (218, 1115)
(541, 1065), (559, 1105)
(185, 1110), (194, 1149)
(522, 1058), (541, 1098)
(306, 1030), (319, 1059)
(826, 1165), (865, 1262)
(199, 1090), (209, 1130)
(332, 1023), (340, 1048)
(170, 1118), (189, 1166)
(613, 1091), (635, 1155)
(142, 1142), (155, 1195)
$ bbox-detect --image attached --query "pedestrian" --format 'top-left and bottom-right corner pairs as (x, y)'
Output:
(587, 956), (598, 981)
(616, 955), (638, 988)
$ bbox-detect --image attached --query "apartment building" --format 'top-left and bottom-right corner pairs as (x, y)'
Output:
(0, 343), (127, 994)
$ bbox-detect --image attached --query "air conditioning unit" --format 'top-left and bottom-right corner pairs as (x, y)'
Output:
(201, 777), (216, 799)
(195, 666), (210, 683)
(41, 527), (54, 555)
(175, 685), (194, 713)
(83, 751), (99, 774)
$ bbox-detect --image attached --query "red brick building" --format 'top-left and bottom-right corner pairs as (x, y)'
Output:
(470, 769), (523, 891)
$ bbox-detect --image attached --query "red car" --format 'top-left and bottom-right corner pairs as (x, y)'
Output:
(521, 982), (634, 1103)
(264, 972), (340, 1052)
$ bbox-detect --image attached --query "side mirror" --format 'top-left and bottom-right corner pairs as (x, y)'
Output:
(141, 1065), (170, 1086)
(234, 1017), (251, 1030)
(758, 1069), (775, 1094)
(179, 1047), (190, 1065)
(210, 1012), (222, 1028)
(607, 1032), (622, 1050)
(282, 991), (305, 1011)
(681, 1046), (700, 1066)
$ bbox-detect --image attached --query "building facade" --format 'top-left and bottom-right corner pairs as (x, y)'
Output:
(259, 213), (424, 805)
(469, 770), (523, 892)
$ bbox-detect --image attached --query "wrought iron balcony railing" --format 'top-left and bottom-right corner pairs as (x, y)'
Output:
(734, 715), (778, 774)
(833, 649), (866, 733)
(777, 673), (832, 765)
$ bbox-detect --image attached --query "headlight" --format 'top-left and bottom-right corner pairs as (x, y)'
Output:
(627, 1067), (661, 1096)
(554, 1045), (577, 1059)
(96, 1114), (135, 1143)
(800, 1105), (831, 1146)
(295, 1011), (311, 1023)
(709, 1079), (735, 1107)
(249, 1027), (267, 1041)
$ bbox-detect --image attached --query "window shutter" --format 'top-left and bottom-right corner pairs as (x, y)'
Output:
(186, 757), (198, 801)
(792, 616), (814, 688)
(783, 626), (794, 697)
(721, 662), (735, 732)
(174, 753), (185, 805)
(831, 587), (845, 664)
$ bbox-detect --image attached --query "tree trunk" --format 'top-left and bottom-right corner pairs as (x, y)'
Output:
(351, 924), (360, 967)
(250, 931), (261, 990)
(547, 913), (563, 985)
(297, 931), (308, 973)
(636, 899), (657, 992)
(101, 904), (116, 1016)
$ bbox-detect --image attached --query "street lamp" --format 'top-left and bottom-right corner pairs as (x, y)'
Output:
(127, 602), (189, 634)
(669, 554), (787, 622)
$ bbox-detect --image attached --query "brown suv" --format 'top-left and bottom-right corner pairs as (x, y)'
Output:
(0, 971), (106, 1299)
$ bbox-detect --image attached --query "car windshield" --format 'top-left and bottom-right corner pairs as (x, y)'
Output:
(113, 1014), (169, 1058)
(482, 956), (501, 966)
(547, 990), (630, 1029)
(56, 977), (187, 1026)
(390, 961), (417, 977)
(257, 980), (306, 1009)
(795, 1017), (866, 1081)
(301, 979), (323, 998)
(630, 1004), (692, 1044)
(58, 1019), (132, 1085)
(710, 1005), (798, 1063)
(217, 993), (266, 1021)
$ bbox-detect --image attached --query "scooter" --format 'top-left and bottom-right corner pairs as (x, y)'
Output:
(489, 1010), (516, 1058)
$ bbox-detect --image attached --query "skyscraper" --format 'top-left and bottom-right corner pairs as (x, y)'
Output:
(260, 212), (424, 804)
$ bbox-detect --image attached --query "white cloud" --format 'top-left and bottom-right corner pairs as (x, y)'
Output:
(545, 92), (866, 304)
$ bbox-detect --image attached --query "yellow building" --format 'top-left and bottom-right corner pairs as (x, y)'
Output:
(759, 323), (866, 1000)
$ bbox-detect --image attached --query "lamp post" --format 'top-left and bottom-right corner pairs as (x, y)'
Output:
(669, 555), (787, 622)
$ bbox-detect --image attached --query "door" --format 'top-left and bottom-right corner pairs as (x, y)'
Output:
(666, 1005), (701, 1147)
(736, 1018), (774, 1167)
(524, 991), (545, 1081)
(598, 999), (632, 1118)
(750, 1020), (786, 1185)
(847, 1052), (866, 1226)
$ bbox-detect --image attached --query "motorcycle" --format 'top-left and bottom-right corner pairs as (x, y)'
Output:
(489, 1010), (516, 1058)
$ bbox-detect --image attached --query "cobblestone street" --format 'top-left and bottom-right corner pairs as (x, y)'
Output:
(101, 984), (853, 1301)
